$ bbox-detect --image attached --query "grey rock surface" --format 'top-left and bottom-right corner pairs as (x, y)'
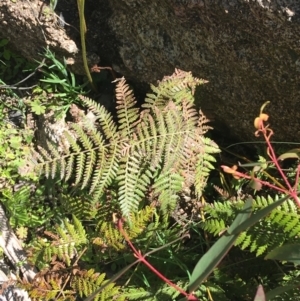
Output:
(83, 0), (300, 142)
(2, 0), (300, 142)
(0, 0), (99, 75)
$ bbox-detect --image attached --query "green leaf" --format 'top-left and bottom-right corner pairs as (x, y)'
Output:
(9, 136), (22, 149)
(265, 243), (300, 264)
(232, 194), (290, 235)
(265, 285), (297, 300)
(3, 49), (11, 60)
(0, 39), (9, 47)
(30, 100), (46, 115)
(278, 148), (300, 161)
(189, 198), (253, 293)
(40, 78), (66, 84)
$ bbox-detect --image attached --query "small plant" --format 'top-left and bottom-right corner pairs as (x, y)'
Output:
(198, 101), (300, 299)
(49, 0), (58, 11)
(32, 69), (219, 220)
(222, 101), (300, 206)
(29, 48), (88, 119)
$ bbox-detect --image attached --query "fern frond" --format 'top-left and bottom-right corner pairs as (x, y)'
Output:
(203, 195), (300, 256)
(71, 269), (125, 301)
(33, 69), (218, 220)
(79, 94), (118, 139)
(94, 206), (155, 251)
(30, 215), (87, 267)
(115, 77), (140, 138)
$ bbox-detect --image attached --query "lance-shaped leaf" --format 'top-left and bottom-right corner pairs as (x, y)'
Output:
(189, 198), (253, 293)
(265, 285), (297, 300)
(265, 243), (300, 265)
(189, 194), (291, 293)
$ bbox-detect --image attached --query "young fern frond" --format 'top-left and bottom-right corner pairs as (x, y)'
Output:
(33, 69), (219, 219)
(71, 269), (125, 301)
(116, 77), (139, 138)
(153, 172), (183, 217)
(93, 206), (155, 251)
(30, 215), (87, 267)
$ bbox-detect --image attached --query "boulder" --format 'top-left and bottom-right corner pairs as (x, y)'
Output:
(2, 0), (300, 142)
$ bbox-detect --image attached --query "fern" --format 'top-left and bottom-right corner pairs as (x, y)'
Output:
(71, 269), (125, 301)
(203, 195), (300, 256)
(93, 206), (156, 251)
(30, 215), (87, 267)
(32, 69), (219, 219)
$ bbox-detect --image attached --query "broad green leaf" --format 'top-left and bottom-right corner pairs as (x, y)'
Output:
(9, 136), (22, 149)
(265, 285), (297, 300)
(254, 285), (266, 301)
(232, 194), (290, 235)
(3, 49), (11, 60)
(265, 243), (300, 264)
(0, 39), (9, 47)
(188, 199), (253, 293)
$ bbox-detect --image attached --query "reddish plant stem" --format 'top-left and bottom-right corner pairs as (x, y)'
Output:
(221, 168), (288, 194)
(117, 219), (198, 300)
(294, 165), (300, 191)
(223, 120), (300, 207)
(259, 123), (300, 206)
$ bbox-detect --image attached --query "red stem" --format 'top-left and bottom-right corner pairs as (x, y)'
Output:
(117, 219), (198, 300)
(260, 123), (300, 206)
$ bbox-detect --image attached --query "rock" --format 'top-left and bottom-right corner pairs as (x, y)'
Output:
(2, 0), (300, 142)
(0, 0), (99, 75)
(83, 0), (300, 142)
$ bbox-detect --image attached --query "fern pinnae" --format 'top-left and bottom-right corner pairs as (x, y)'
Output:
(45, 141), (59, 179)
(198, 109), (212, 135)
(70, 124), (97, 188)
(115, 78), (140, 137)
(143, 86), (168, 109)
(150, 106), (167, 169)
(81, 150), (96, 189)
(182, 99), (198, 124)
(154, 172), (183, 216)
(79, 95), (118, 140)
(147, 132), (160, 169)
(64, 130), (81, 153)
(117, 153), (144, 217)
(91, 144), (120, 199)
(65, 154), (75, 180)
(74, 153), (85, 186)
(59, 155), (66, 180)
(36, 145), (51, 177)
(88, 148), (107, 194)
(72, 123), (94, 150)
(161, 106), (185, 172)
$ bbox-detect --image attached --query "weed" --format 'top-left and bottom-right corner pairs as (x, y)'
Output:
(29, 48), (88, 119)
